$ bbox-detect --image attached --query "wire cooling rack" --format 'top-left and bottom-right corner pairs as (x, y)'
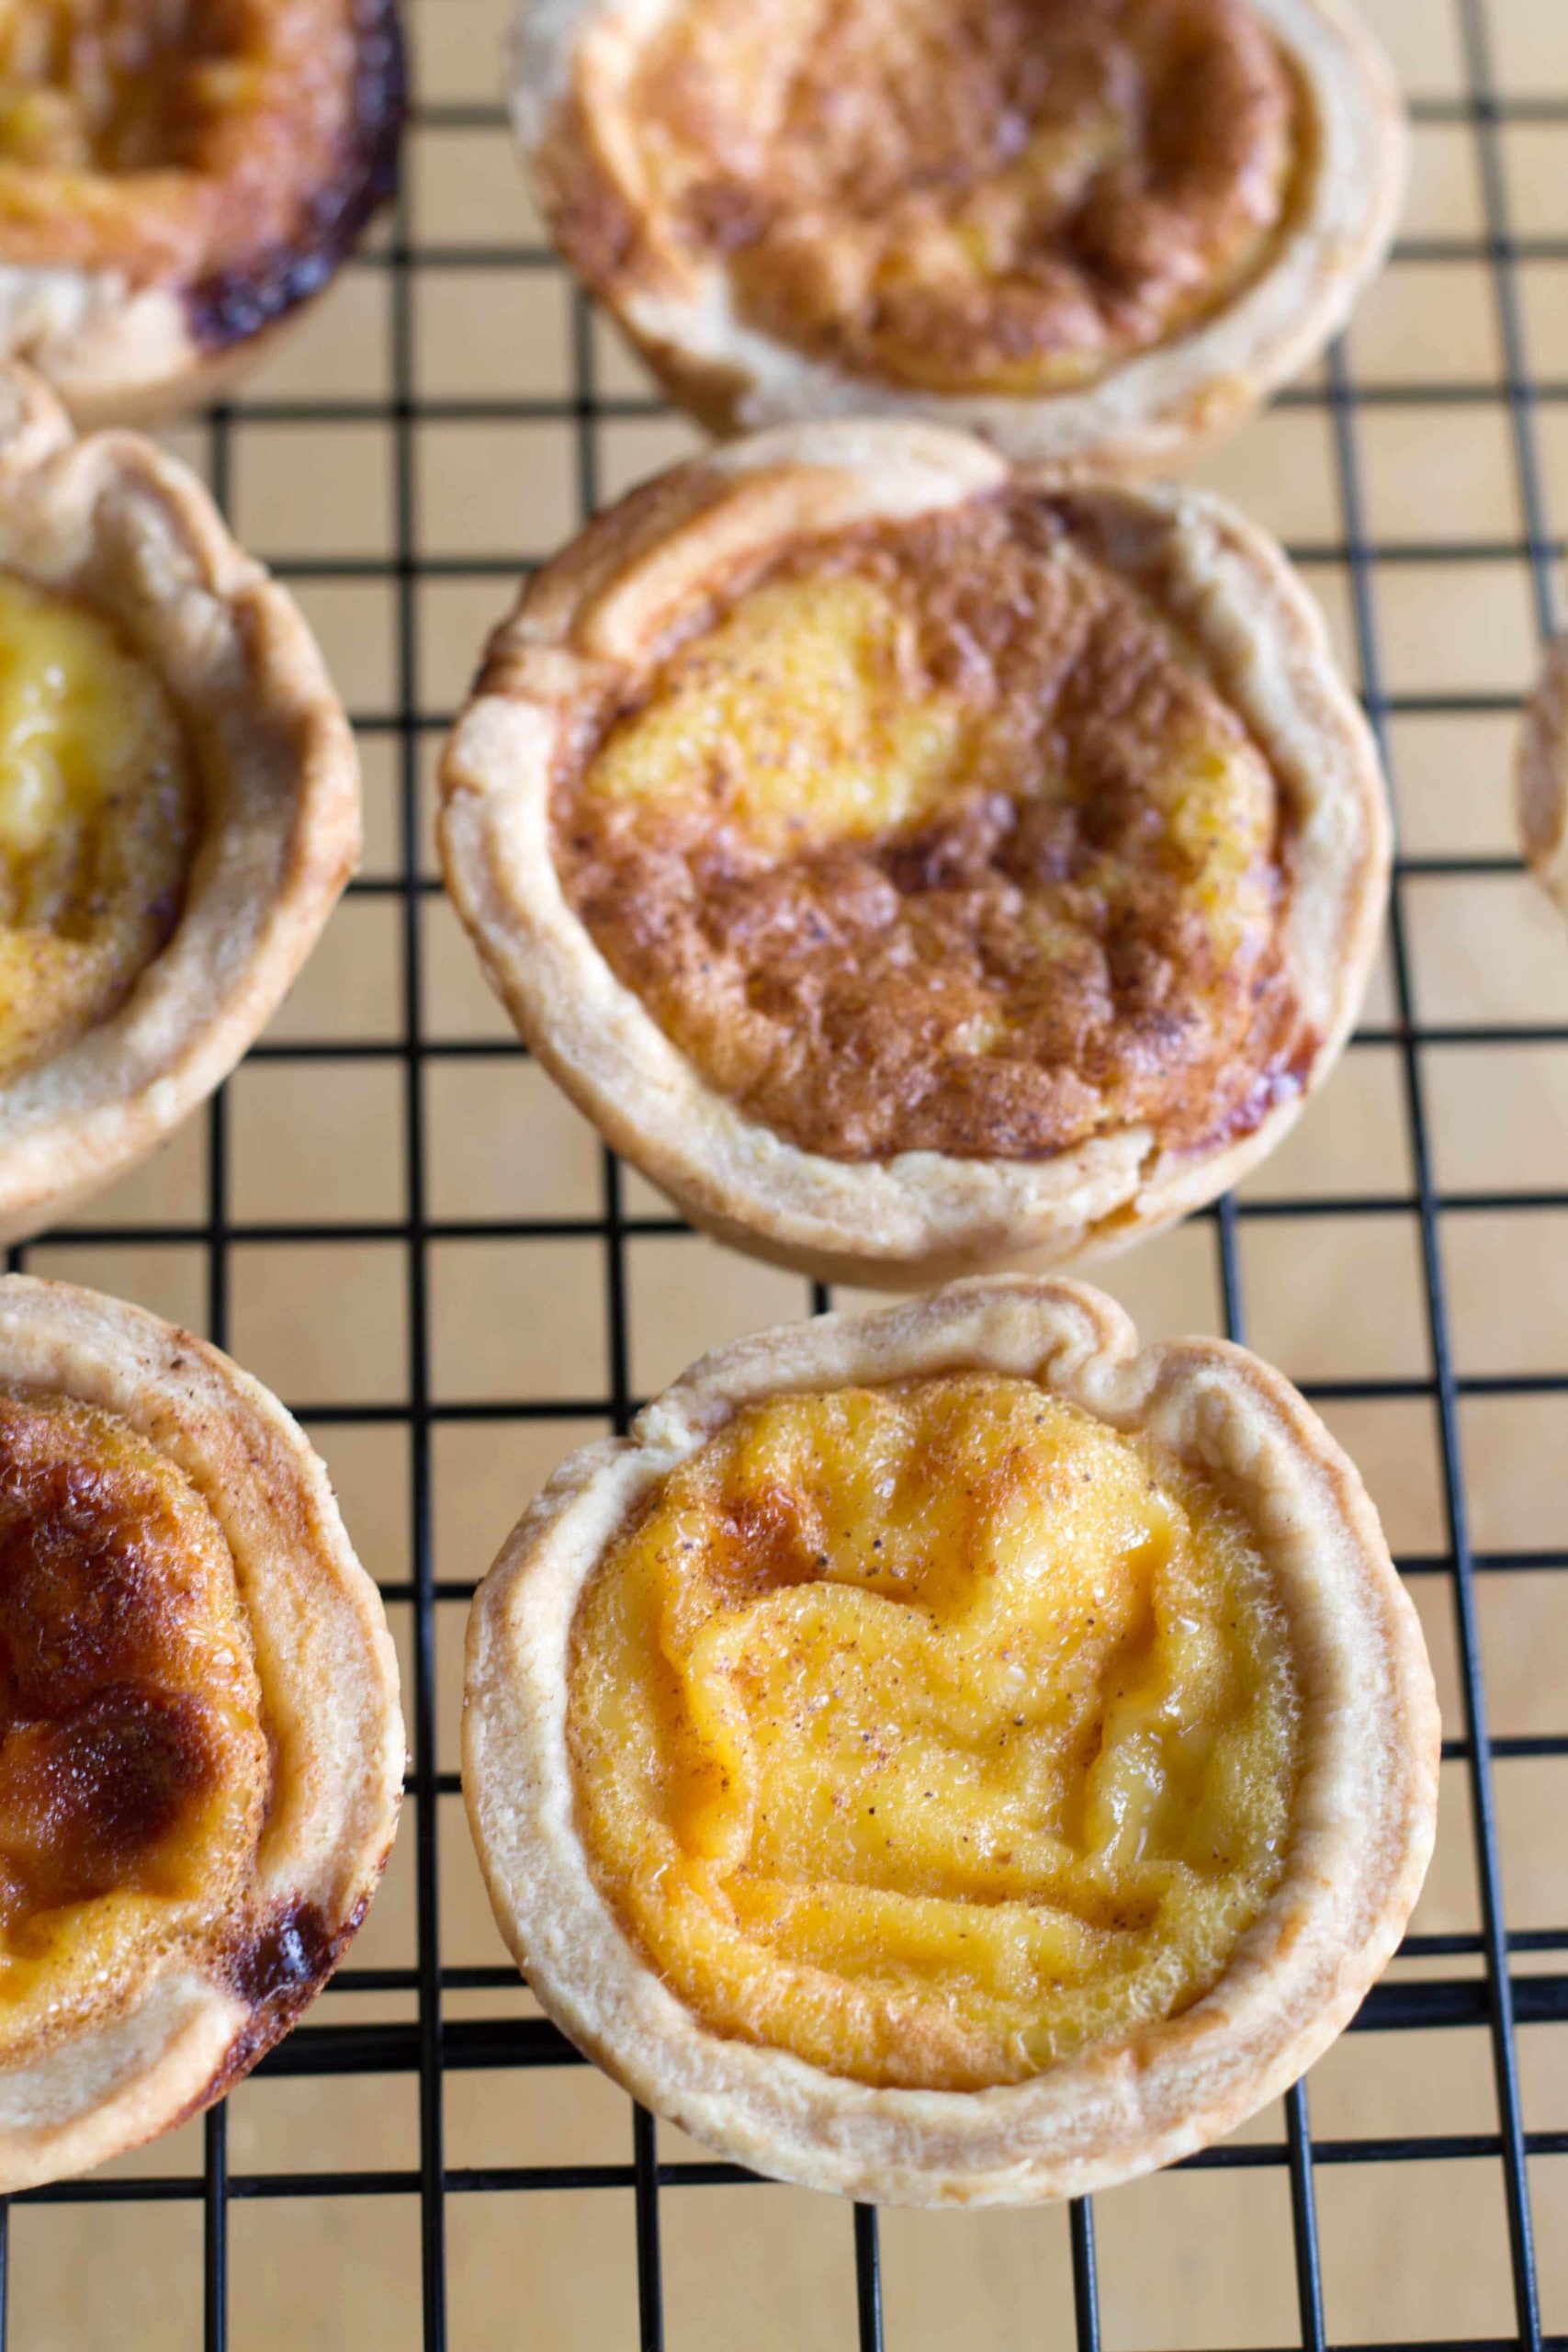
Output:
(5, 0), (1568, 2345)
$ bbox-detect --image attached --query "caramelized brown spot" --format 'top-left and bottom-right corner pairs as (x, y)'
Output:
(0, 1690), (218, 1924)
(0, 1389), (265, 1966)
(226, 1896), (336, 2009)
(174, 1894), (367, 2121)
(714, 1485), (822, 1600)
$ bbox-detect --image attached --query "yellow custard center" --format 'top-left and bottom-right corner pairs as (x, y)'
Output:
(0, 569), (197, 1087)
(587, 572), (972, 855)
(0, 1389), (267, 2052)
(569, 1374), (1300, 2091)
(584, 564), (1270, 909)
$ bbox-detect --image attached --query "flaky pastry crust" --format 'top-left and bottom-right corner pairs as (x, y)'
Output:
(0, 0), (403, 427)
(464, 1273), (1438, 2206)
(439, 419), (1390, 1285)
(0, 362), (361, 1245)
(1517, 629), (1568, 913)
(512, 0), (1404, 472)
(0, 1274), (403, 2192)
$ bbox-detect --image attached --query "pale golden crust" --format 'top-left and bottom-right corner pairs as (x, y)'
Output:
(512, 0), (1405, 472)
(1517, 629), (1568, 913)
(0, 362), (361, 1245)
(463, 1272), (1438, 2206)
(0, 1273), (404, 2192)
(439, 419), (1391, 1285)
(0, 0), (403, 426)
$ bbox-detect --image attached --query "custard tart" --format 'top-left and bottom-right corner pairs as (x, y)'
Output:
(0, 361), (360, 1245)
(513, 0), (1404, 471)
(0, 0), (403, 424)
(440, 420), (1390, 1284)
(0, 1274), (402, 2192)
(464, 1274), (1438, 2206)
(1517, 629), (1568, 913)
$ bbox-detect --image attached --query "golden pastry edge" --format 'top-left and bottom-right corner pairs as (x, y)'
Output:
(0, 360), (362, 1246)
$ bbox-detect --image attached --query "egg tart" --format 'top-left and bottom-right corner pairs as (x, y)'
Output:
(0, 0), (403, 425)
(0, 1274), (402, 2192)
(464, 1274), (1437, 2205)
(0, 362), (360, 1245)
(513, 0), (1404, 471)
(1517, 629), (1568, 913)
(440, 421), (1389, 1284)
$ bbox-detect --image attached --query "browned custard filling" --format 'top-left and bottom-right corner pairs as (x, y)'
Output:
(569, 1375), (1301, 2090)
(0, 0), (400, 330)
(553, 491), (1305, 1162)
(0, 570), (197, 1087)
(553, 0), (1299, 391)
(0, 1387), (266, 2053)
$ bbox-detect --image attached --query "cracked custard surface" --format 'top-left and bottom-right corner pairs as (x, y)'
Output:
(547, 0), (1298, 393)
(0, 568), (197, 1087)
(568, 1373), (1301, 2091)
(0, 0), (397, 325)
(0, 1387), (267, 2056)
(553, 489), (1305, 1163)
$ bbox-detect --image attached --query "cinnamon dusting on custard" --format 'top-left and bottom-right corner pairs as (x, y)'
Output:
(568, 1374), (1301, 2091)
(552, 488), (1305, 1163)
(543, 0), (1298, 393)
(0, 0), (402, 346)
(0, 1387), (266, 2052)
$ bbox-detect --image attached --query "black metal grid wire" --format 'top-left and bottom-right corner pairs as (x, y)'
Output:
(4, 0), (1568, 2344)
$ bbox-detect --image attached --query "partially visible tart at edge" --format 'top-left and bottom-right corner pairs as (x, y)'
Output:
(0, 360), (361, 1247)
(0, 1274), (403, 2192)
(0, 1385), (269, 2057)
(440, 419), (1390, 1283)
(0, 0), (404, 422)
(1517, 629), (1568, 913)
(463, 1276), (1439, 2204)
(513, 0), (1404, 469)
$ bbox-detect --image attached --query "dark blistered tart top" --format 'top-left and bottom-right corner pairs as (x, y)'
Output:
(550, 485), (1309, 1164)
(0, 1386), (281, 2054)
(0, 0), (402, 360)
(539, 0), (1296, 397)
(443, 424), (1390, 1281)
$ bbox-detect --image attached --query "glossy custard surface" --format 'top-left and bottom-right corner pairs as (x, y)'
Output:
(0, 0), (386, 300)
(0, 1387), (266, 2052)
(551, 0), (1297, 391)
(0, 569), (197, 1086)
(569, 1374), (1301, 2090)
(555, 490), (1304, 1161)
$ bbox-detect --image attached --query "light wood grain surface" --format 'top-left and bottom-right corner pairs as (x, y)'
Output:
(13, 0), (1568, 2343)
